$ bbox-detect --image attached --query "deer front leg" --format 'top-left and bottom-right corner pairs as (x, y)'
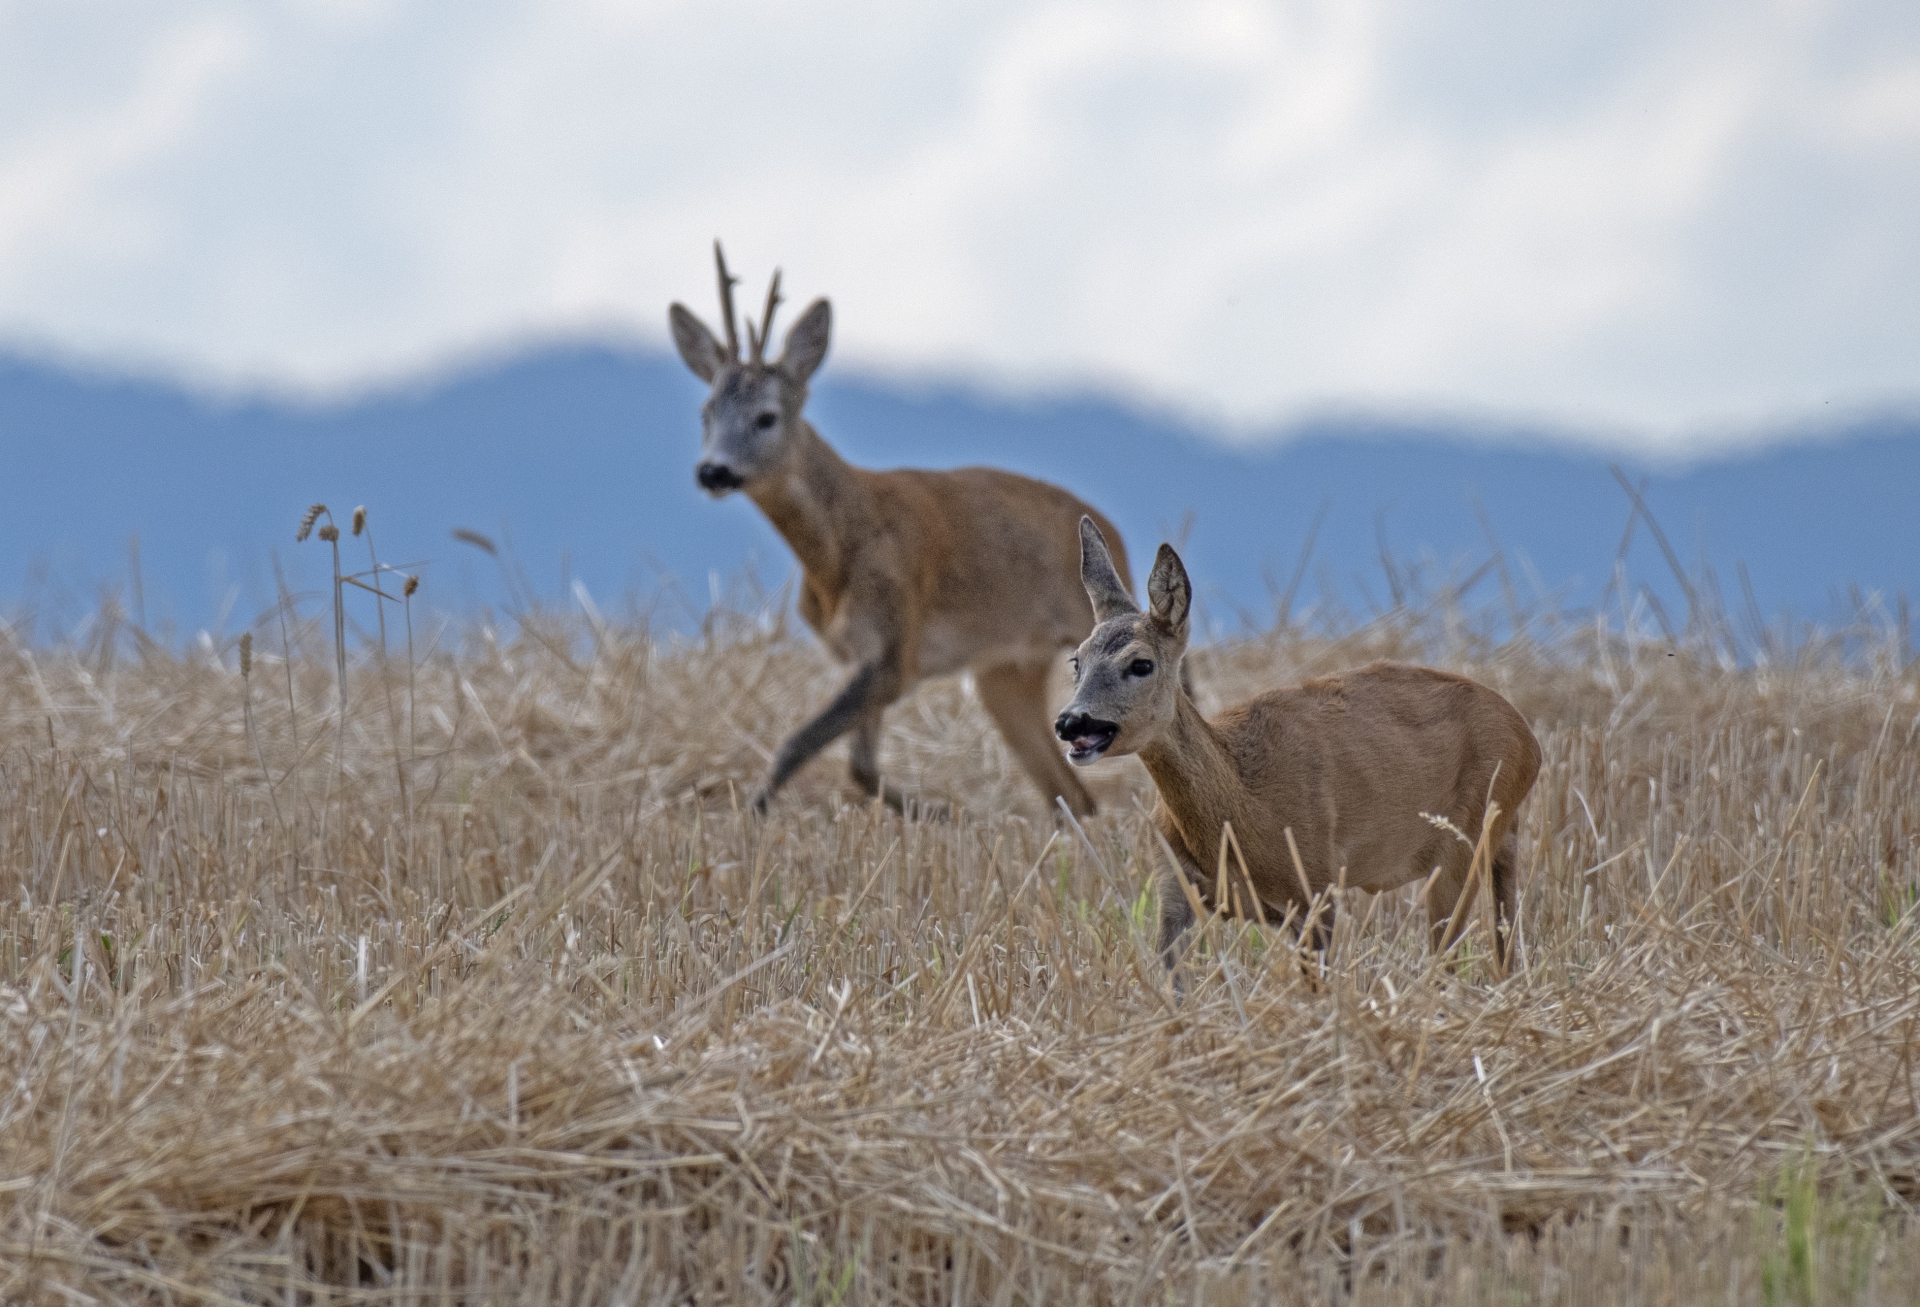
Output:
(1154, 843), (1208, 969)
(1157, 865), (1198, 969)
(847, 711), (886, 800)
(756, 658), (905, 813)
(848, 710), (929, 817)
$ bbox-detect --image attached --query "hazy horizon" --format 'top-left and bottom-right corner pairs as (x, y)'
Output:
(3, 338), (1913, 649)
(7, 328), (1915, 470)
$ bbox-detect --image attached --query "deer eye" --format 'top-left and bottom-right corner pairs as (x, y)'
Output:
(754, 412), (779, 430)
(1068, 657), (1080, 680)
(1128, 658), (1155, 677)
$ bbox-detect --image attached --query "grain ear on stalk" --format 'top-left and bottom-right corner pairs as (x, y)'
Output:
(3, 577), (1920, 1303)
(295, 502), (326, 542)
(301, 506), (349, 786)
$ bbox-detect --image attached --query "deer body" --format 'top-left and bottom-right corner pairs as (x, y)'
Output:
(671, 246), (1130, 817)
(1056, 519), (1541, 962)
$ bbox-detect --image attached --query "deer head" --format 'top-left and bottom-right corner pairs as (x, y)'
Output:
(1055, 517), (1191, 765)
(669, 242), (831, 497)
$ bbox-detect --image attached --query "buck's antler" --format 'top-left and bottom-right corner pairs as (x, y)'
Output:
(713, 240), (742, 362)
(748, 270), (783, 364)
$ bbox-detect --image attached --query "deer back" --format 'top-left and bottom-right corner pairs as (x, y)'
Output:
(1188, 663), (1540, 901)
(805, 467), (1130, 678)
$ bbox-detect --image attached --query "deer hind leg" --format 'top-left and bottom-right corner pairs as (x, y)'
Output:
(1491, 831), (1520, 968)
(1425, 823), (1519, 966)
(1423, 833), (1475, 957)
(973, 661), (1097, 818)
(1286, 892), (1336, 957)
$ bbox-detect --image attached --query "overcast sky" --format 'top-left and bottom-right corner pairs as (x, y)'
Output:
(1, 0), (1916, 453)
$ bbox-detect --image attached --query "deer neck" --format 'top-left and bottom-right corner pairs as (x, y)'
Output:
(746, 420), (867, 581)
(1138, 693), (1246, 872)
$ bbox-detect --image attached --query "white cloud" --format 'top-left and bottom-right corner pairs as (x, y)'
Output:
(0, 15), (253, 290)
(0, 0), (1915, 453)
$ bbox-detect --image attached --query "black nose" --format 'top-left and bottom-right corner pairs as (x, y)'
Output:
(1055, 711), (1095, 742)
(696, 462), (745, 492)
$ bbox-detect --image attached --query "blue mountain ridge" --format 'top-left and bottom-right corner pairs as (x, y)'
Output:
(0, 343), (1912, 647)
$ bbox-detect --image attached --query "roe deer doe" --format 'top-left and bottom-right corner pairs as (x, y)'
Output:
(670, 245), (1132, 817)
(1054, 518), (1542, 966)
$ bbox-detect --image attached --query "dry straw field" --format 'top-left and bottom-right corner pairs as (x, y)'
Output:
(4, 519), (1920, 1304)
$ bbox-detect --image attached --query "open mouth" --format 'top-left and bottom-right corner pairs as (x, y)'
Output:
(1062, 724), (1116, 765)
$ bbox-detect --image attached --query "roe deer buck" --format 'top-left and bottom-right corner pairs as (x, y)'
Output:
(669, 244), (1133, 817)
(1055, 519), (1542, 966)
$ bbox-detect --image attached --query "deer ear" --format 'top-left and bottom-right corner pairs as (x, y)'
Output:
(1147, 543), (1191, 637)
(1079, 517), (1138, 621)
(670, 304), (727, 382)
(779, 299), (831, 384)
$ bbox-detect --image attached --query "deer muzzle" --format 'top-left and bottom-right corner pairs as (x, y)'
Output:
(1054, 711), (1118, 765)
(696, 462), (746, 494)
